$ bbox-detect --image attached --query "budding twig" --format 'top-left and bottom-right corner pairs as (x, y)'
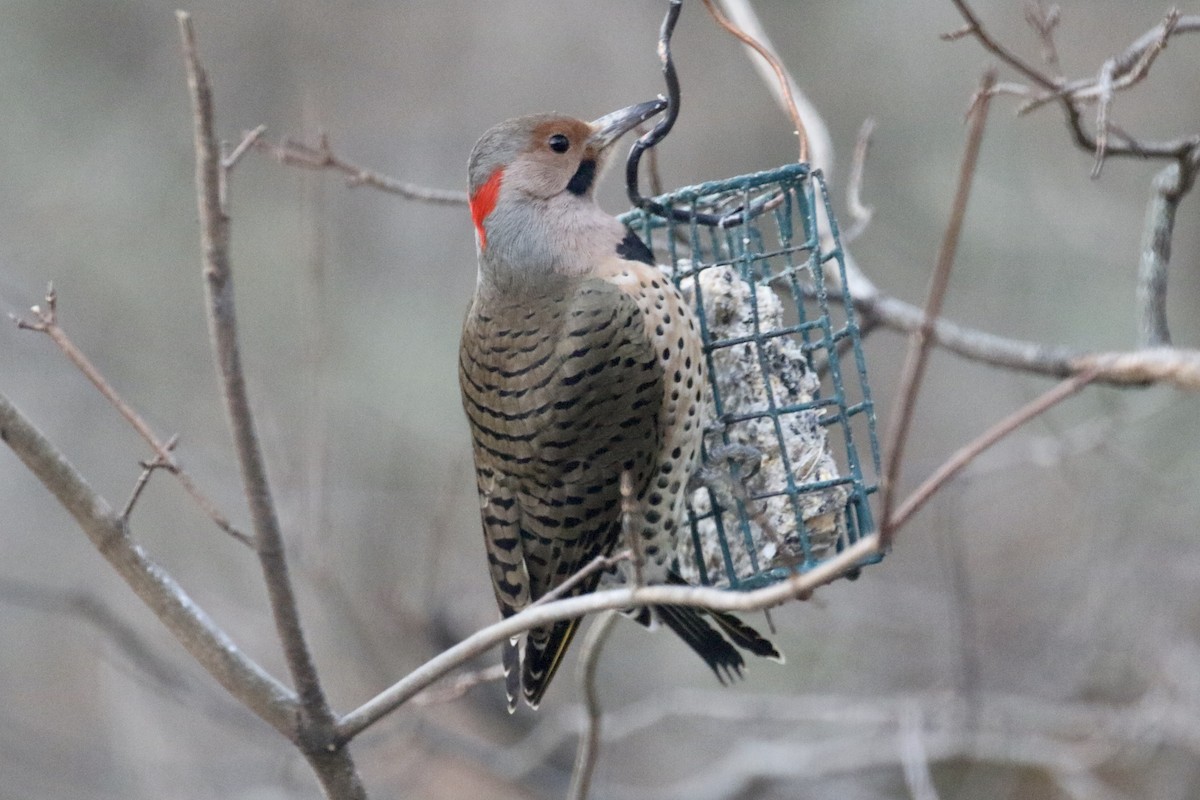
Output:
(880, 70), (996, 548)
(253, 132), (468, 204)
(11, 284), (250, 547)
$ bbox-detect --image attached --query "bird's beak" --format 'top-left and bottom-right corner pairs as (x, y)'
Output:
(588, 97), (668, 151)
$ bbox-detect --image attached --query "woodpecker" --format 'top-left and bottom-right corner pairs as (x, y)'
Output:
(459, 99), (781, 711)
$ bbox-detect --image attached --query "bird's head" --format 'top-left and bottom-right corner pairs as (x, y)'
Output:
(467, 98), (665, 285)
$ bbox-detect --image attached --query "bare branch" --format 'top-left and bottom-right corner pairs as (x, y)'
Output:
(1072, 347), (1200, 388)
(568, 611), (619, 800)
(890, 368), (1098, 532)
(947, 0), (1059, 91)
(709, 0), (835, 173)
(176, 13), (363, 799)
(949, 1), (1200, 162)
(857, 293), (1200, 389)
(842, 117), (876, 243)
(702, 0), (808, 163)
(11, 284), (250, 547)
(120, 433), (178, 520)
(410, 664), (506, 706)
(881, 69), (996, 548)
(223, 124), (267, 171)
(1137, 162), (1183, 346)
(253, 133), (468, 204)
(1091, 57), (1116, 177)
(0, 391), (298, 736)
(1110, 9), (1183, 84)
(531, 550), (632, 609)
(335, 534), (881, 743)
(1023, 1), (1061, 72)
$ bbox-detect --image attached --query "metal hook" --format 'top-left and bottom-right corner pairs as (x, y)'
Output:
(625, 0), (779, 229)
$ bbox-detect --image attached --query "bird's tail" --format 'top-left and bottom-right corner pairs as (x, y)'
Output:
(520, 618), (581, 710)
(516, 585), (782, 709)
(631, 571), (783, 677)
(502, 637), (521, 714)
(653, 604), (746, 682)
(705, 607), (784, 663)
(652, 602), (783, 679)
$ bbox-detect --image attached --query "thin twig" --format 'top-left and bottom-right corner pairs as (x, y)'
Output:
(176, 14), (361, 799)
(711, 0), (833, 173)
(334, 533), (880, 743)
(410, 664), (506, 706)
(702, 0), (808, 163)
(805, 273), (1200, 388)
(1091, 58), (1115, 177)
(219, 125), (268, 214)
(120, 433), (179, 520)
(1136, 162), (1182, 347)
(0, 391), (299, 737)
(950, 1), (1200, 162)
(223, 124), (267, 171)
(11, 284), (250, 547)
(946, 0), (1059, 91)
(852, 292), (1200, 389)
(842, 117), (876, 243)
(889, 368), (1098, 532)
(568, 611), (619, 800)
(880, 69), (996, 548)
(531, 550), (633, 609)
(1023, 1), (1061, 72)
(253, 133), (468, 204)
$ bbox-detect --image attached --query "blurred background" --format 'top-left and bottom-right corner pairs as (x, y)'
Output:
(1, 1), (1198, 798)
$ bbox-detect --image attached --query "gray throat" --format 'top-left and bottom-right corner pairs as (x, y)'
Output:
(478, 194), (625, 295)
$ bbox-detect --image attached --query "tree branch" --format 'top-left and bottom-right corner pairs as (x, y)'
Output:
(410, 664), (506, 706)
(842, 117), (876, 242)
(176, 12), (364, 799)
(881, 69), (996, 547)
(703, 0), (808, 162)
(1023, 1), (1062, 73)
(252, 133), (468, 204)
(1137, 162), (1182, 346)
(567, 611), (619, 800)
(10, 285), (250, 547)
(949, 2), (1200, 163)
(856, 293), (1200, 390)
(889, 368), (1098, 532)
(334, 534), (880, 743)
(0, 391), (298, 736)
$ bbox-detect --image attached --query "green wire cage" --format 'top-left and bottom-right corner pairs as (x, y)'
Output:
(620, 163), (881, 591)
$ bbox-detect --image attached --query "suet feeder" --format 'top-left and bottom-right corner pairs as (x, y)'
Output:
(620, 163), (881, 590)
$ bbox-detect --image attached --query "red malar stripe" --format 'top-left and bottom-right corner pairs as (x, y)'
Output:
(469, 167), (504, 251)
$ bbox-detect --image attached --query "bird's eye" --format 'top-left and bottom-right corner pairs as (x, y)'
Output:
(548, 134), (570, 153)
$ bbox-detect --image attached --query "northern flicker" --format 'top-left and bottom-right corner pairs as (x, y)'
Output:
(459, 99), (781, 711)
